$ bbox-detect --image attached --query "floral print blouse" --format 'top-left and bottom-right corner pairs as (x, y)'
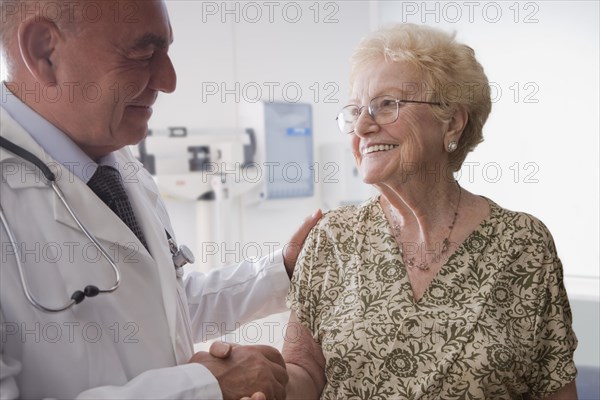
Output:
(287, 197), (577, 399)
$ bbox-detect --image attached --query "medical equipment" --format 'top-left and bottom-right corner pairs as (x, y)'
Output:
(240, 101), (314, 201)
(139, 127), (255, 201)
(139, 128), (259, 270)
(0, 136), (194, 313)
(139, 104), (314, 270)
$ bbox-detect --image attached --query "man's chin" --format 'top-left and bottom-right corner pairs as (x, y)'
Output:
(120, 124), (150, 146)
(131, 128), (150, 145)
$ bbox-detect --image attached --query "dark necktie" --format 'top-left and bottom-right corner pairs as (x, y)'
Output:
(87, 165), (148, 250)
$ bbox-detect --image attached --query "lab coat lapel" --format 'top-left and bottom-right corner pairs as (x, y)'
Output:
(49, 155), (180, 360)
(113, 150), (180, 347)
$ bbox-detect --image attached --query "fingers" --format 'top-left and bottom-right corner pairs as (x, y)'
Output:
(283, 209), (322, 274)
(210, 343), (283, 365)
(209, 341), (239, 359)
(293, 210), (322, 245)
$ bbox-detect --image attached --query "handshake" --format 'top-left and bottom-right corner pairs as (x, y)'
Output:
(189, 341), (289, 400)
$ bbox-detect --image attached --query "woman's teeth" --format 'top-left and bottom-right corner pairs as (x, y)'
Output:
(363, 144), (398, 155)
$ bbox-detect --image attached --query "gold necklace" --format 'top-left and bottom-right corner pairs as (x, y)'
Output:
(387, 182), (462, 271)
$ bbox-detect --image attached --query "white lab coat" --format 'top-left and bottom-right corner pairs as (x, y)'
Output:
(0, 108), (291, 399)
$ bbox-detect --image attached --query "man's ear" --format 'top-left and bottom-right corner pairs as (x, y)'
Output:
(444, 104), (469, 146)
(17, 17), (61, 84)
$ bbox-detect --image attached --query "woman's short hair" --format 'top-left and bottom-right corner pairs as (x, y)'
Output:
(350, 23), (492, 171)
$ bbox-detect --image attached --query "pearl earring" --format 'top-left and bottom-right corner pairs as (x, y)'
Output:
(447, 141), (458, 152)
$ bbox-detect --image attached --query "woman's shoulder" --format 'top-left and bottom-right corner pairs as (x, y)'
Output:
(481, 198), (562, 283)
(485, 197), (555, 244)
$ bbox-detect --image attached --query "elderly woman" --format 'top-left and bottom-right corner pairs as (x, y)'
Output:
(282, 24), (578, 399)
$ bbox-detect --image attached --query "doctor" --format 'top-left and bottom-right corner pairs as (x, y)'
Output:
(0, 0), (321, 398)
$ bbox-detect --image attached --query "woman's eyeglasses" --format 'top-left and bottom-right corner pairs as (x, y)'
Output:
(336, 95), (441, 135)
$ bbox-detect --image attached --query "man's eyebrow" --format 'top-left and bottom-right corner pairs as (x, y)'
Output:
(129, 34), (171, 51)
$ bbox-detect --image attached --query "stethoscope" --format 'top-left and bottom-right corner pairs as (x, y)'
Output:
(0, 136), (195, 313)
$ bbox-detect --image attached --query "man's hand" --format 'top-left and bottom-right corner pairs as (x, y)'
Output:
(283, 210), (322, 278)
(189, 342), (288, 400)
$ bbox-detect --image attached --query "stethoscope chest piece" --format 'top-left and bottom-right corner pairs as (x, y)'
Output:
(168, 237), (195, 279)
(173, 245), (194, 279)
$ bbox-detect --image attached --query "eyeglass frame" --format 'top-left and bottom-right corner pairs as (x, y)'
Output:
(336, 95), (442, 135)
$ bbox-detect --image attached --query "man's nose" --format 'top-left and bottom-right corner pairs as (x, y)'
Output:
(150, 52), (177, 93)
